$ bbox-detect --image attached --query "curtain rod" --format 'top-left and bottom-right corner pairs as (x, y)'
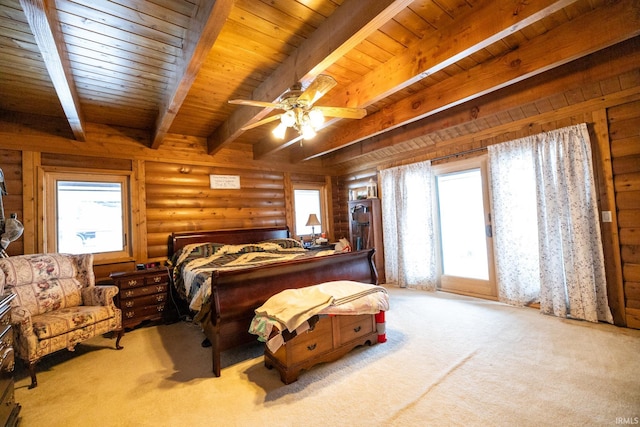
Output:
(377, 146), (488, 172)
(430, 146), (487, 163)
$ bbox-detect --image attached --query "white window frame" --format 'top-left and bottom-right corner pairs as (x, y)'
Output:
(292, 183), (328, 238)
(41, 168), (133, 263)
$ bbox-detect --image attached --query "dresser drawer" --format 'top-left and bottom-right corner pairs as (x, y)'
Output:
(284, 317), (333, 364)
(145, 273), (168, 285)
(121, 293), (167, 309)
(116, 277), (144, 288)
(0, 326), (11, 357)
(338, 314), (374, 345)
(120, 284), (168, 299)
(0, 347), (13, 374)
(123, 302), (167, 321)
(0, 380), (16, 427)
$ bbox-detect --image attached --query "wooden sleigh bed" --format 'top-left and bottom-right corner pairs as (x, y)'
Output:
(168, 227), (379, 377)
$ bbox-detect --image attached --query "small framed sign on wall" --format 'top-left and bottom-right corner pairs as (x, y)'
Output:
(210, 175), (241, 189)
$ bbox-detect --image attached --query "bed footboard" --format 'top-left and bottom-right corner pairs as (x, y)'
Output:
(205, 249), (377, 376)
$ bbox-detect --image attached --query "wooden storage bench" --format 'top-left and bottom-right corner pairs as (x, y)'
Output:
(264, 313), (379, 384)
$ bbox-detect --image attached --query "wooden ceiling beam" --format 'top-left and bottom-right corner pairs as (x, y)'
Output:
(292, 0), (640, 162)
(255, 0), (577, 160)
(150, 0), (234, 149)
(19, 0), (85, 141)
(323, 38), (640, 168)
(206, 0), (414, 155)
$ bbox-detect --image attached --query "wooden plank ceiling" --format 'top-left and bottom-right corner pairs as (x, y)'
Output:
(0, 0), (638, 170)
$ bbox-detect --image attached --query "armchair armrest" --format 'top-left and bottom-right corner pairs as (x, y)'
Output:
(11, 307), (35, 335)
(82, 285), (119, 306)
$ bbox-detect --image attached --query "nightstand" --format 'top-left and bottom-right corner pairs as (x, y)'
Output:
(110, 267), (175, 330)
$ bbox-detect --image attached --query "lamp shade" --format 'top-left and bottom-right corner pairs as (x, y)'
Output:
(305, 213), (321, 227)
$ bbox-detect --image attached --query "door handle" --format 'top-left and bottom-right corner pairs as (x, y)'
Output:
(485, 225), (492, 237)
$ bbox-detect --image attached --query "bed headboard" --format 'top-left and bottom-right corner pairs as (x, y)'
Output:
(169, 227), (290, 256)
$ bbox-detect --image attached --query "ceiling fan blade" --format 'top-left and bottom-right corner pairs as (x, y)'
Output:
(241, 114), (282, 131)
(229, 99), (282, 109)
(314, 106), (367, 119)
(297, 75), (337, 106)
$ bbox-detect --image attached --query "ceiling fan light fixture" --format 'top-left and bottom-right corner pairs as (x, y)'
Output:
(308, 108), (324, 128)
(230, 74), (366, 140)
(301, 123), (317, 140)
(272, 122), (288, 139)
(272, 107), (322, 140)
(281, 110), (296, 127)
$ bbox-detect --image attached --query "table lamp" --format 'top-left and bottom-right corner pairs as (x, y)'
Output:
(305, 213), (321, 243)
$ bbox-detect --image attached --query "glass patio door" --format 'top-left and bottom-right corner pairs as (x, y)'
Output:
(434, 157), (496, 299)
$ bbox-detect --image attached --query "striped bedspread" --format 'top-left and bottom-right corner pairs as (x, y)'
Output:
(171, 238), (337, 313)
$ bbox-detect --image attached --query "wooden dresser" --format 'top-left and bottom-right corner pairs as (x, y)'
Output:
(110, 268), (173, 330)
(264, 313), (379, 384)
(0, 294), (20, 427)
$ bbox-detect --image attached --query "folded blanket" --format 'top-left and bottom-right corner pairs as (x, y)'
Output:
(254, 286), (334, 332)
(252, 280), (389, 335)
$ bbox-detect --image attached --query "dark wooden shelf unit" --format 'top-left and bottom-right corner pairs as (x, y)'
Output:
(349, 198), (385, 283)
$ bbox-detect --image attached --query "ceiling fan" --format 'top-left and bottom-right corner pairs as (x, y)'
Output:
(228, 75), (367, 140)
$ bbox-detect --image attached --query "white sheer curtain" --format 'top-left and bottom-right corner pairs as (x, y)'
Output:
(488, 123), (613, 323)
(488, 138), (540, 307)
(380, 160), (437, 290)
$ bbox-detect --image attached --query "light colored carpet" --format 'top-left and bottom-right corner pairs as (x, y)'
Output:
(13, 287), (640, 426)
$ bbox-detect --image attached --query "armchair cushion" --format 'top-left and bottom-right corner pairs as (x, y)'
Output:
(32, 305), (117, 340)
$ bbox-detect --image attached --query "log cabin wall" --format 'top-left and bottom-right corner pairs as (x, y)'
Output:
(145, 163), (288, 259)
(608, 100), (640, 328)
(0, 117), (329, 280)
(0, 149), (23, 256)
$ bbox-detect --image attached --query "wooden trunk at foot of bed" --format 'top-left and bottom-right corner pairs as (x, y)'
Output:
(205, 248), (378, 377)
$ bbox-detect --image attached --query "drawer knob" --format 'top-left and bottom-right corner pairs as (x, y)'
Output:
(153, 276), (162, 283)
(125, 301), (134, 308)
(353, 326), (361, 333)
(127, 279), (137, 287)
(125, 291), (134, 297)
(306, 343), (317, 351)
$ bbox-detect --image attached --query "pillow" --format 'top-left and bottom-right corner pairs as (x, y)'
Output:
(335, 238), (352, 252)
(259, 238), (304, 249)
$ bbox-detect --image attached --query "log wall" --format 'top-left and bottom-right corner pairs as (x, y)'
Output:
(608, 99), (640, 328)
(0, 149), (23, 256)
(145, 163), (288, 259)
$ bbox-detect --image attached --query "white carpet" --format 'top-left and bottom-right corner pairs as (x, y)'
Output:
(13, 287), (640, 426)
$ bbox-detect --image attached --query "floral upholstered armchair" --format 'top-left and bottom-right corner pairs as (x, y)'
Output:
(0, 253), (123, 388)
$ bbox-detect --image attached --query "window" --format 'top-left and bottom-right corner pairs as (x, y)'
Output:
(43, 171), (132, 262)
(292, 184), (327, 238)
